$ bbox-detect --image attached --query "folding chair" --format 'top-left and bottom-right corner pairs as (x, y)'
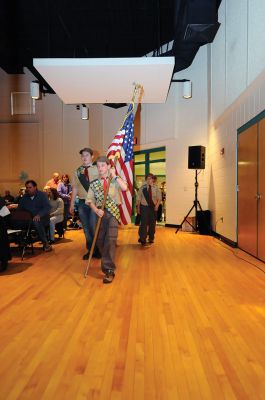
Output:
(9, 210), (35, 260)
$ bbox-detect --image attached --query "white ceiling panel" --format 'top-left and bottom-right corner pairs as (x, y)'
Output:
(33, 57), (175, 104)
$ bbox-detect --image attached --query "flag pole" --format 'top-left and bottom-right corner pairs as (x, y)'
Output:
(84, 173), (113, 278)
(84, 83), (142, 278)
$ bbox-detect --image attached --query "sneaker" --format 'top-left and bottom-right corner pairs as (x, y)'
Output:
(82, 252), (90, 260)
(103, 270), (115, 284)
(43, 244), (52, 252)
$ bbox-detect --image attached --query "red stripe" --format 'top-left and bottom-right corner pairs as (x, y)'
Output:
(118, 160), (133, 188)
(121, 190), (131, 214)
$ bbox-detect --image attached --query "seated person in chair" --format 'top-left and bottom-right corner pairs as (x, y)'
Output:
(0, 197), (11, 272)
(46, 188), (64, 243)
(45, 172), (61, 189)
(18, 180), (52, 252)
(57, 174), (72, 229)
(4, 190), (14, 204)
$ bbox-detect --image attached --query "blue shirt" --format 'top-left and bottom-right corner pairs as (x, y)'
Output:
(18, 190), (51, 217)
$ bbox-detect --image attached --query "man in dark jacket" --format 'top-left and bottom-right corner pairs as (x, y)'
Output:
(18, 180), (52, 251)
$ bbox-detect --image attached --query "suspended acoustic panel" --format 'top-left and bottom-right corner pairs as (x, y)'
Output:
(33, 57), (175, 104)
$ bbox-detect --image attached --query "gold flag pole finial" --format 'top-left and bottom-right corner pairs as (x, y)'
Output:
(118, 83), (143, 131)
(131, 83), (144, 103)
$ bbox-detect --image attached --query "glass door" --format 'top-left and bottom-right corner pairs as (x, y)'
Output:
(133, 147), (166, 223)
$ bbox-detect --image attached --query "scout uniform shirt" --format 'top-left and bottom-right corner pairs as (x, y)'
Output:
(86, 177), (123, 222)
(72, 164), (99, 199)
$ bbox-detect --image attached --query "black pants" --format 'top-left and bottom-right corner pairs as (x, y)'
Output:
(138, 205), (156, 243)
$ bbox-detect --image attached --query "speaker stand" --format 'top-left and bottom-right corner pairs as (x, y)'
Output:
(175, 170), (203, 234)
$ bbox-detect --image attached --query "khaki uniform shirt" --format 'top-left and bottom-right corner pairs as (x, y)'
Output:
(86, 177), (123, 206)
(137, 183), (162, 206)
(72, 165), (98, 199)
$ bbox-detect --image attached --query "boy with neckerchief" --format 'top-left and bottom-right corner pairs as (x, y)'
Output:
(86, 156), (128, 284)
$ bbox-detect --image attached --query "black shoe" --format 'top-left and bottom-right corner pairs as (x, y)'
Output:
(49, 239), (55, 244)
(149, 239), (154, 243)
(43, 244), (52, 252)
(83, 252), (90, 260)
(138, 238), (147, 245)
(103, 270), (115, 284)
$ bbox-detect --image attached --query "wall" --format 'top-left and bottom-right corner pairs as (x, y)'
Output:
(0, 39), (209, 227)
(0, 68), (90, 195)
(209, 0), (265, 242)
(139, 46), (209, 225)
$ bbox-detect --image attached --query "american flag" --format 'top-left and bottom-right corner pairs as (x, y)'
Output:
(107, 103), (134, 225)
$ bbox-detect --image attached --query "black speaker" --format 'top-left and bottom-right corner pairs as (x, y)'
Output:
(188, 146), (206, 169)
(197, 210), (211, 235)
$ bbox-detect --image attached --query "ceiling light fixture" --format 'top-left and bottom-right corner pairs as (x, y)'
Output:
(30, 81), (40, 99)
(81, 104), (88, 120)
(183, 80), (192, 99)
(171, 78), (192, 99)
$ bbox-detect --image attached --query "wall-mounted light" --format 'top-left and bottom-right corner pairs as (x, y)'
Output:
(183, 80), (192, 99)
(171, 78), (192, 99)
(30, 81), (40, 99)
(81, 104), (88, 120)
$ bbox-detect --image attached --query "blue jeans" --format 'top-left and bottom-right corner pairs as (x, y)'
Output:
(77, 200), (97, 250)
(32, 215), (50, 245)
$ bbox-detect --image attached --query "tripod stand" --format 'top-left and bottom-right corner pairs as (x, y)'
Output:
(175, 169), (203, 234)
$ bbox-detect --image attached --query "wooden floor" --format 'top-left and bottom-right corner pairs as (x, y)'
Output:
(1, 226), (265, 400)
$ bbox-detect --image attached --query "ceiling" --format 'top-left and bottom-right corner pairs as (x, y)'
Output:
(33, 57), (175, 104)
(0, 0), (222, 95)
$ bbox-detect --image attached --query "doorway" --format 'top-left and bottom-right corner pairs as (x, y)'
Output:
(133, 147), (166, 223)
(237, 111), (265, 261)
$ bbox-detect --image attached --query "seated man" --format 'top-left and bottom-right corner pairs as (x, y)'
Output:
(4, 190), (14, 204)
(45, 172), (61, 189)
(18, 180), (52, 252)
(14, 187), (26, 205)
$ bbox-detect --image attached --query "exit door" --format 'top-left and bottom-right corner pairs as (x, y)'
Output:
(238, 115), (265, 261)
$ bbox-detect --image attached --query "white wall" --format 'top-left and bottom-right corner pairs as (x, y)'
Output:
(138, 46), (209, 225)
(209, 0), (265, 241)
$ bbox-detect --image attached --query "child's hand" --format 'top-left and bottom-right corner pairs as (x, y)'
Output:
(109, 167), (116, 179)
(96, 208), (104, 218)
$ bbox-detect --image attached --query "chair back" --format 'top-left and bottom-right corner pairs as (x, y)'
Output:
(9, 210), (32, 229)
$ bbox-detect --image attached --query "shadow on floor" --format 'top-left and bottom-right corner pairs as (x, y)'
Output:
(0, 261), (33, 275)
